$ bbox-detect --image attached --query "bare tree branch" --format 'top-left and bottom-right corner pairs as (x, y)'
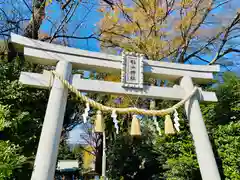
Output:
(179, 0), (214, 63)
(48, 1), (75, 43)
(22, 0), (33, 13)
(194, 55), (232, 71)
(102, 0), (115, 9)
(61, 0), (72, 10)
(40, 34), (98, 42)
(209, 12), (240, 64)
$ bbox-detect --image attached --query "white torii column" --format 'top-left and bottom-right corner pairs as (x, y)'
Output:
(180, 76), (221, 180)
(31, 61), (72, 180)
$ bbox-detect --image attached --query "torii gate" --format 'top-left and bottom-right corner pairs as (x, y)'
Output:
(9, 33), (221, 180)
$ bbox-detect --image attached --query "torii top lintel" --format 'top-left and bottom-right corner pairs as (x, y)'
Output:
(10, 33), (220, 84)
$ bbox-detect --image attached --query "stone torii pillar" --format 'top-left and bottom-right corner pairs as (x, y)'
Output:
(31, 61), (72, 180)
(180, 76), (221, 180)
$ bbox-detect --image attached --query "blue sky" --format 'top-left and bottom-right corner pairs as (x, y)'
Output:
(41, 0), (101, 52)
(68, 124), (90, 145)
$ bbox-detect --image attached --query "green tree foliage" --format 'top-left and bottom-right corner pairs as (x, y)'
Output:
(202, 72), (240, 180)
(0, 59), (49, 179)
(0, 57), (87, 178)
(72, 145), (84, 167)
(58, 140), (76, 160)
(155, 130), (201, 180)
(0, 59), (87, 179)
(0, 104), (26, 180)
(213, 122), (240, 180)
(106, 128), (162, 180)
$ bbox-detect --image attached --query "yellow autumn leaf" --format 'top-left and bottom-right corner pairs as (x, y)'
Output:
(45, 0), (52, 6)
(181, 0), (193, 7)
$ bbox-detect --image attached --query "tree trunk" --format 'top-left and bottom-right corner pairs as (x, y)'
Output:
(24, 0), (46, 39)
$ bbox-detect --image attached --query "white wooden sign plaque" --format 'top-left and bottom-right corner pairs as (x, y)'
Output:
(121, 52), (143, 88)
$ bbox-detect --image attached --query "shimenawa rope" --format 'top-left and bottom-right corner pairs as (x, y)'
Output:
(51, 71), (198, 116)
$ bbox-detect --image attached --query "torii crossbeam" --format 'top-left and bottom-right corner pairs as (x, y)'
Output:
(9, 33), (221, 180)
